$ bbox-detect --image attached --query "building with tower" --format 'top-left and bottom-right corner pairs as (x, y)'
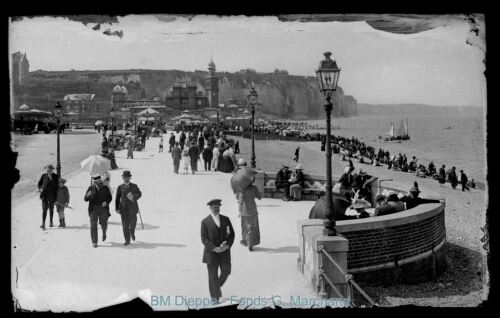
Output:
(11, 52), (30, 85)
(205, 58), (219, 108)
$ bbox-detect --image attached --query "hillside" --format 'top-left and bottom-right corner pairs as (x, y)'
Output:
(12, 69), (358, 119)
(357, 103), (483, 116)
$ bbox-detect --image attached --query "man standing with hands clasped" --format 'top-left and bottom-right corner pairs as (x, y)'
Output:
(84, 174), (112, 248)
(115, 171), (142, 246)
(201, 199), (235, 304)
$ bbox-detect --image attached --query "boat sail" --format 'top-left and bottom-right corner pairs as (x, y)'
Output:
(385, 118), (410, 141)
(387, 122), (394, 137)
(395, 117), (409, 138)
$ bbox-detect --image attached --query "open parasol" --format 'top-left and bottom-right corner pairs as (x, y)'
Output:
(230, 167), (258, 194)
(80, 155), (112, 176)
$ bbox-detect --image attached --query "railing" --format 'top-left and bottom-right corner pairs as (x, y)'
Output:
(317, 244), (379, 308)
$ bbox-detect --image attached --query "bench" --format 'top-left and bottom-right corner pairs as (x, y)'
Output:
(263, 174), (339, 201)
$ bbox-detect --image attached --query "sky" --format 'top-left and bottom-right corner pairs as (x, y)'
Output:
(9, 15), (486, 107)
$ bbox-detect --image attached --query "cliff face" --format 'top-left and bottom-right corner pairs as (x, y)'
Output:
(13, 69), (358, 118)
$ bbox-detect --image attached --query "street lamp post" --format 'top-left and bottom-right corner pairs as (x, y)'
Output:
(247, 87), (258, 168)
(216, 106), (220, 132)
(53, 102), (64, 177)
(110, 106), (115, 146)
(315, 52), (341, 237)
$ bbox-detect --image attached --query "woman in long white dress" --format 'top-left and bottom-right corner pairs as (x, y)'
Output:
(181, 147), (190, 175)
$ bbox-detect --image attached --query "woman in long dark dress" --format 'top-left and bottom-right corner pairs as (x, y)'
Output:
(236, 178), (261, 251)
(338, 165), (355, 201)
(438, 165), (446, 187)
(107, 149), (118, 169)
(220, 147), (235, 173)
(217, 143), (226, 172)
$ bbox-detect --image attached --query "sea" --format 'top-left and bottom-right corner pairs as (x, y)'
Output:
(303, 114), (486, 185)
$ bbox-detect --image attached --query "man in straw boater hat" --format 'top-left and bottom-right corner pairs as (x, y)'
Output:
(201, 199), (235, 304)
(38, 164), (59, 229)
(288, 163), (306, 201)
(400, 181), (440, 210)
(84, 174), (112, 248)
(115, 170), (142, 246)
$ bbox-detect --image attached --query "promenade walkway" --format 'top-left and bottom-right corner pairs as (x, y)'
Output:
(12, 135), (318, 312)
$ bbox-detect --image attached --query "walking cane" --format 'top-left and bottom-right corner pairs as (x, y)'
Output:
(137, 203), (145, 229)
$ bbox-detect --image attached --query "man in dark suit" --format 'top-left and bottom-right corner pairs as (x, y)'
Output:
(38, 164), (59, 229)
(188, 141), (200, 174)
(201, 199), (235, 304)
(401, 182), (441, 210)
(276, 165), (293, 201)
(84, 174), (112, 248)
(115, 170), (142, 245)
(198, 134), (205, 151)
(172, 142), (182, 174)
(446, 166), (458, 189)
(374, 194), (398, 216)
(140, 130), (147, 149)
(168, 133), (176, 153)
(180, 131), (186, 150)
(459, 170), (470, 192)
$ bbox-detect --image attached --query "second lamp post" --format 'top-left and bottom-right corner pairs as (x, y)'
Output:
(110, 106), (115, 146)
(247, 87), (258, 168)
(53, 102), (64, 177)
(315, 52), (341, 237)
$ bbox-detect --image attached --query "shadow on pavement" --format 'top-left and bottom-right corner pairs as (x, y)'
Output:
(251, 246), (299, 253)
(99, 241), (186, 249)
(63, 225), (89, 230)
(256, 204), (281, 207)
(135, 223), (160, 230)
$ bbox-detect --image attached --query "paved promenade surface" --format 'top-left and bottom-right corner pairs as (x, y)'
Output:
(12, 136), (318, 312)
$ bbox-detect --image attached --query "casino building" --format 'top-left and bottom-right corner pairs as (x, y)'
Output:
(112, 59), (220, 123)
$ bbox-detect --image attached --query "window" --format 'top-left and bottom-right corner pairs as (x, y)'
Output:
(206, 81), (211, 88)
(198, 100), (201, 105)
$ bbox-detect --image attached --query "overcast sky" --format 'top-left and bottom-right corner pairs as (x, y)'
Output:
(9, 15), (486, 107)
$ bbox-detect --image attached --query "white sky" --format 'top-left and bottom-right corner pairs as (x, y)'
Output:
(9, 15), (486, 107)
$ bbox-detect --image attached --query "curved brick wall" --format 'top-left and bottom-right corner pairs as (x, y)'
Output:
(336, 203), (446, 285)
(271, 172), (448, 286)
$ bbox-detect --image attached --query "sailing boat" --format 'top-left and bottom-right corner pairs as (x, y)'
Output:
(385, 118), (410, 141)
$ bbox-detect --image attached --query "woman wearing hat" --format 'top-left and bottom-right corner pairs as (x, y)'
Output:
(181, 145), (190, 175)
(288, 164), (306, 201)
(236, 175), (261, 251)
(438, 165), (446, 187)
(338, 164), (355, 201)
(351, 168), (376, 201)
(127, 136), (134, 159)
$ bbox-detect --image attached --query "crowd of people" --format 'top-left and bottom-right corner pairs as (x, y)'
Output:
(323, 134), (476, 191)
(14, 119), (69, 135)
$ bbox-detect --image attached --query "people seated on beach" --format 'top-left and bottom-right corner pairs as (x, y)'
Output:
(373, 194), (398, 216)
(467, 178), (476, 189)
(428, 161), (436, 175)
(276, 165), (294, 201)
(400, 182), (440, 210)
(288, 164), (306, 202)
(401, 162), (409, 172)
(351, 168), (377, 201)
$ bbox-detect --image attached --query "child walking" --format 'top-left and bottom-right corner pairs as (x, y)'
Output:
(55, 178), (70, 228)
(159, 137), (164, 153)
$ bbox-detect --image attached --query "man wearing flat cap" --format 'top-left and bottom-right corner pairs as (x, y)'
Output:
(115, 171), (142, 245)
(275, 165), (293, 201)
(38, 164), (59, 229)
(201, 199), (235, 304)
(84, 174), (112, 248)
